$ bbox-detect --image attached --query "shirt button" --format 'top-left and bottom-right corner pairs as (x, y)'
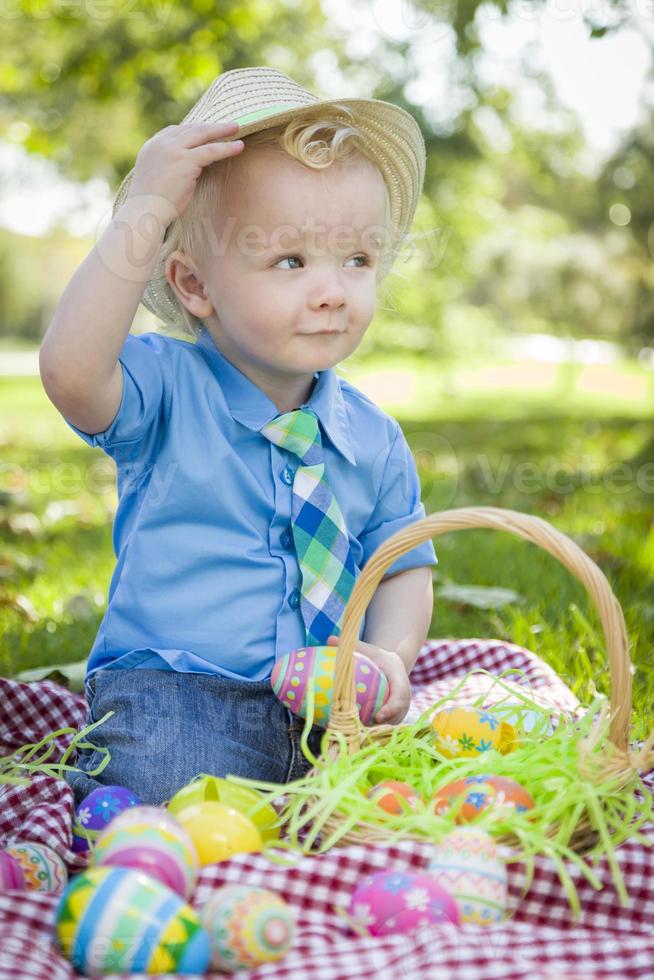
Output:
(289, 588), (301, 610)
(281, 527), (294, 550)
(281, 466), (295, 485)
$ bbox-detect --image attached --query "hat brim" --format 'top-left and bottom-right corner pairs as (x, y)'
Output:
(112, 96), (425, 325)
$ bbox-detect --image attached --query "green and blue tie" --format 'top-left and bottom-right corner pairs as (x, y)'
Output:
(259, 408), (357, 646)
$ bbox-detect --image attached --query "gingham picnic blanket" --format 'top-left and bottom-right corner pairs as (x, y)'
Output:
(1, 639), (653, 980)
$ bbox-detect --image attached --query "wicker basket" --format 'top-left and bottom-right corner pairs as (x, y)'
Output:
(308, 505), (652, 850)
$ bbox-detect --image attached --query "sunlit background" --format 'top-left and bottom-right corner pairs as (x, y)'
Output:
(0, 0), (652, 706)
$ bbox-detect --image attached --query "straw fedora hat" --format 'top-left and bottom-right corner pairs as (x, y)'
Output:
(112, 66), (426, 325)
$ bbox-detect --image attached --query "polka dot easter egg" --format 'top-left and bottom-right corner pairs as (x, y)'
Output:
(72, 785), (141, 853)
(0, 851), (26, 892)
(366, 781), (421, 815)
(428, 827), (508, 926)
(271, 645), (389, 726)
(347, 870), (459, 937)
(91, 806), (199, 899)
(55, 865), (211, 976)
(433, 775), (535, 823)
(200, 885), (295, 973)
(431, 706), (517, 759)
(4, 842), (67, 894)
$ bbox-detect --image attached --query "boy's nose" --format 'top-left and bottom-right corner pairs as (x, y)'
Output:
(308, 277), (346, 311)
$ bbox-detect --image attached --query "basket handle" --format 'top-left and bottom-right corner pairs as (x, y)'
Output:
(330, 506), (631, 753)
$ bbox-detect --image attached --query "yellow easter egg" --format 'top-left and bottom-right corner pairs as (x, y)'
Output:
(431, 707), (516, 758)
(174, 802), (262, 866)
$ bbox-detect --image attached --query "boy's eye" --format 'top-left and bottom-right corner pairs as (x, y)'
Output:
(273, 254), (370, 270)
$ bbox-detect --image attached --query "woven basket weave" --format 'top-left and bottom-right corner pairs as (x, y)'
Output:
(307, 505), (651, 851)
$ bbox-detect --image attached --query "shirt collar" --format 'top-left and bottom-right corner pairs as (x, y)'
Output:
(194, 326), (357, 466)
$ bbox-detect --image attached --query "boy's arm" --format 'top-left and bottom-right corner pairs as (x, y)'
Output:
(327, 565), (434, 725)
(39, 197), (168, 434)
(39, 121), (244, 435)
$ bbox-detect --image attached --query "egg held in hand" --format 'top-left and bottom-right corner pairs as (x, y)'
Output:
(271, 645), (389, 726)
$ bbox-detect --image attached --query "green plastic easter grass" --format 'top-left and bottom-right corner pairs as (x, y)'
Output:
(0, 712), (114, 787)
(227, 668), (654, 917)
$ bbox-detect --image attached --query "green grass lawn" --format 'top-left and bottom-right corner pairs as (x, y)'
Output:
(1, 364), (653, 739)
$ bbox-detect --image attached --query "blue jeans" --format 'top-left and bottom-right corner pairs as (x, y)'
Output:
(65, 669), (326, 808)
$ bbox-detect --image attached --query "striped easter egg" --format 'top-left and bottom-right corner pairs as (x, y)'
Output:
(91, 806), (199, 899)
(5, 842), (67, 894)
(55, 866), (211, 976)
(271, 645), (389, 726)
(427, 827), (508, 925)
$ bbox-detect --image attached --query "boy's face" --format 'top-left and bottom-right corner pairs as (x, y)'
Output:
(169, 144), (389, 409)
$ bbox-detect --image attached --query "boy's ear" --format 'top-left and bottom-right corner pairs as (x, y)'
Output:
(165, 250), (214, 318)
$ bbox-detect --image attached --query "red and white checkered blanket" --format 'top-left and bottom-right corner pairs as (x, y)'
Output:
(1, 639), (653, 979)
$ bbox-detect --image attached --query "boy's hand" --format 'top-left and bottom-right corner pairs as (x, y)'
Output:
(126, 121), (245, 228)
(326, 635), (411, 725)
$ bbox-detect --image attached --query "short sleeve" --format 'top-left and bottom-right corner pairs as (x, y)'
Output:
(64, 332), (166, 463)
(359, 423), (438, 579)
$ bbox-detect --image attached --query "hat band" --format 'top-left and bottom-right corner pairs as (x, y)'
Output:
(235, 104), (300, 125)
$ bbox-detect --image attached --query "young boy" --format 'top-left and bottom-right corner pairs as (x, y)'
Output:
(39, 67), (437, 806)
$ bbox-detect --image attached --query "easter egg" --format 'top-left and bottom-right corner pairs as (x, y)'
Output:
(433, 774), (535, 823)
(167, 775), (280, 840)
(72, 785), (141, 852)
(0, 851), (26, 891)
(427, 827), (508, 925)
(91, 806), (199, 898)
(55, 865), (211, 976)
(174, 802), (262, 865)
(271, 645), (389, 727)
(4, 842), (67, 894)
(366, 781), (421, 815)
(431, 707), (516, 759)
(348, 870), (459, 936)
(200, 884), (295, 972)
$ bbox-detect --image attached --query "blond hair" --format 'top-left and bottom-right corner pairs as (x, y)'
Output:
(161, 103), (400, 338)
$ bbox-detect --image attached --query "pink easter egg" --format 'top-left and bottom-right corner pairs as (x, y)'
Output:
(0, 851), (26, 892)
(4, 842), (67, 894)
(348, 870), (459, 936)
(271, 646), (389, 726)
(91, 806), (199, 898)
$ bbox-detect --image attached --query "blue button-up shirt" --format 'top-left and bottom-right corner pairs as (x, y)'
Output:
(64, 326), (437, 681)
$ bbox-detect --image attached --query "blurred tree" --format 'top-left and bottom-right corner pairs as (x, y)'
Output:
(0, 0), (651, 349)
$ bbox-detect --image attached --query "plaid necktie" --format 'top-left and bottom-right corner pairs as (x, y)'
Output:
(259, 408), (357, 646)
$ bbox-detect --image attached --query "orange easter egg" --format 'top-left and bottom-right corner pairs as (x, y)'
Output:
(433, 774), (534, 823)
(367, 781), (421, 815)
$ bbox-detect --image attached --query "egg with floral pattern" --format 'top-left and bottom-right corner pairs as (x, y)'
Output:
(3, 842), (67, 894)
(347, 870), (459, 936)
(431, 707), (517, 758)
(427, 827), (508, 925)
(271, 646), (389, 726)
(72, 785), (141, 853)
(200, 884), (295, 972)
(433, 775), (535, 823)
